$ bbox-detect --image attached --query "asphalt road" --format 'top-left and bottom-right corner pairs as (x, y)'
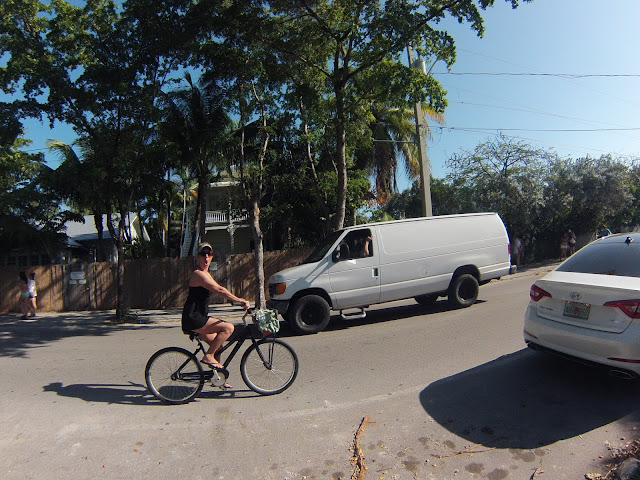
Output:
(2, 266), (640, 480)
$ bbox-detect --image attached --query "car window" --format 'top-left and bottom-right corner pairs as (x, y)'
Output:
(557, 239), (640, 277)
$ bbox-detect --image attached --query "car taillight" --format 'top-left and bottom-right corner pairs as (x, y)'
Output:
(604, 300), (640, 318)
(530, 284), (551, 302)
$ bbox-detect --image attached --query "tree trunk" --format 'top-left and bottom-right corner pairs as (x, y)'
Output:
(93, 213), (103, 261)
(106, 211), (127, 320)
(249, 197), (265, 309)
(333, 84), (348, 232)
(187, 175), (207, 256)
(198, 178), (207, 246)
(301, 100), (331, 233)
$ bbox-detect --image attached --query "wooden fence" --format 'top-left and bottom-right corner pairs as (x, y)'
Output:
(0, 248), (313, 314)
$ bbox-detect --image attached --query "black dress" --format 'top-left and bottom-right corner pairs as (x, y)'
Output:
(182, 286), (211, 334)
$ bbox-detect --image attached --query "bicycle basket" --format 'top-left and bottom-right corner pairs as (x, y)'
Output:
(252, 309), (280, 334)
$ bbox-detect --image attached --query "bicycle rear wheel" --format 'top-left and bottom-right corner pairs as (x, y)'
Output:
(240, 338), (298, 395)
(145, 347), (204, 404)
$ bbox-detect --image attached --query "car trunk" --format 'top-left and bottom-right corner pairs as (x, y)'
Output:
(533, 271), (639, 333)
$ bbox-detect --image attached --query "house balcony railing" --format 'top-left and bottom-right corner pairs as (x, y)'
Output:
(205, 210), (249, 225)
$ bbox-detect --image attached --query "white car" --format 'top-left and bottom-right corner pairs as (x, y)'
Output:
(523, 233), (640, 379)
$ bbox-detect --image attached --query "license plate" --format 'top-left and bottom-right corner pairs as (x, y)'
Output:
(563, 301), (590, 320)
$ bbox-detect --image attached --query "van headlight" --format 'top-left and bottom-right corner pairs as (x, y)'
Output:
(275, 282), (287, 295)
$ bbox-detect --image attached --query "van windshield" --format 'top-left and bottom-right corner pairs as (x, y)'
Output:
(300, 230), (343, 264)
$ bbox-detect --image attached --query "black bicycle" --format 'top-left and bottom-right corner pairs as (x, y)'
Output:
(145, 309), (298, 404)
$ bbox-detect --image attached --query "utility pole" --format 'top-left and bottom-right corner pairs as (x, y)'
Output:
(407, 45), (433, 217)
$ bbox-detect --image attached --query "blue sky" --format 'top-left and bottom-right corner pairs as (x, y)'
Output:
(15, 0), (640, 187)
(421, 0), (640, 181)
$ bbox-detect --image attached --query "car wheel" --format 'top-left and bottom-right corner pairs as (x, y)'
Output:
(290, 295), (331, 334)
(448, 274), (479, 308)
(415, 294), (439, 306)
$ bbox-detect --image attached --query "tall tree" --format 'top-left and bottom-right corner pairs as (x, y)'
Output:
(2, 0), (180, 318)
(159, 73), (232, 256)
(445, 134), (553, 236)
(368, 102), (444, 203)
(544, 155), (633, 236)
(45, 138), (109, 261)
(0, 136), (70, 257)
(235, 0), (529, 231)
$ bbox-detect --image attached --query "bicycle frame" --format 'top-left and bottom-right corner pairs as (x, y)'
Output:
(146, 309), (298, 402)
(188, 318), (275, 373)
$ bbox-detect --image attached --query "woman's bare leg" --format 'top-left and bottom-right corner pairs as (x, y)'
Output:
(194, 318), (234, 366)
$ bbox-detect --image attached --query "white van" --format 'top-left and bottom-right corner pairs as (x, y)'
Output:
(266, 213), (515, 333)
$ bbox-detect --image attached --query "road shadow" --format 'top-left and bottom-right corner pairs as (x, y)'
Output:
(272, 299), (486, 337)
(324, 299), (486, 333)
(419, 348), (640, 450)
(43, 381), (153, 405)
(0, 314), (176, 358)
(42, 381), (264, 405)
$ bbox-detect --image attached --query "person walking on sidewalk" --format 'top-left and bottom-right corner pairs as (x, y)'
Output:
(27, 272), (37, 317)
(181, 242), (250, 374)
(18, 272), (30, 319)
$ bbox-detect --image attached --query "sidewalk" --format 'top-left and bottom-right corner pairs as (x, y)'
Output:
(507, 259), (560, 279)
(1, 261), (561, 326)
(0, 303), (246, 326)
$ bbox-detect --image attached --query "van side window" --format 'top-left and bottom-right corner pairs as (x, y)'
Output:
(342, 229), (373, 259)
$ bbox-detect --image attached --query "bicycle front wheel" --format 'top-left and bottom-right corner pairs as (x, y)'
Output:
(145, 347), (204, 404)
(240, 338), (299, 395)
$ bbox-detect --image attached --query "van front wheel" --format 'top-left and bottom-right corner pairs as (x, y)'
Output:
(290, 295), (331, 334)
(448, 274), (479, 308)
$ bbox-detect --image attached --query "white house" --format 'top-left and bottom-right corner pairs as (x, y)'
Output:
(180, 180), (251, 258)
(64, 212), (150, 263)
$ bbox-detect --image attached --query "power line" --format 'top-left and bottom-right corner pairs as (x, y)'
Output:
(433, 72), (640, 78)
(441, 126), (640, 133)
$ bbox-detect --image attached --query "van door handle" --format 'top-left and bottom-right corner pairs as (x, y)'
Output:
(372, 268), (379, 277)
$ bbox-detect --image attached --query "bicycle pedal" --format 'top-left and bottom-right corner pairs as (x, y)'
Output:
(210, 369), (229, 388)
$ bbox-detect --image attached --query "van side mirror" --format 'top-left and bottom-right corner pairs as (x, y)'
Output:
(332, 243), (350, 262)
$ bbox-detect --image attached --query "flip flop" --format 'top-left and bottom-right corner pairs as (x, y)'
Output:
(200, 359), (224, 370)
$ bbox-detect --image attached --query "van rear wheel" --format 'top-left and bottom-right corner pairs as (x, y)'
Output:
(448, 274), (479, 308)
(290, 295), (330, 334)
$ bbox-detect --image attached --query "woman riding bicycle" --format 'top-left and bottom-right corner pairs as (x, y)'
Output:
(182, 242), (250, 373)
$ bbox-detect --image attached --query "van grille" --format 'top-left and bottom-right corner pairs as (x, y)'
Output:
(268, 284), (276, 298)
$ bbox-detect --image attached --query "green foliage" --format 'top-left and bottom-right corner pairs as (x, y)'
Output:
(1, 0), (535, 263)
(378, 135), (640, 262)
(0, 136), (69, 255)
(218, 0), (530, 231)
(124, 238), (166, 259)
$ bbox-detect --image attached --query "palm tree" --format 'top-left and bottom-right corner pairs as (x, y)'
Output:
(369, 103), (444, 203)
(159, 73), (232, 255)
(47, 139), (109, 261)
